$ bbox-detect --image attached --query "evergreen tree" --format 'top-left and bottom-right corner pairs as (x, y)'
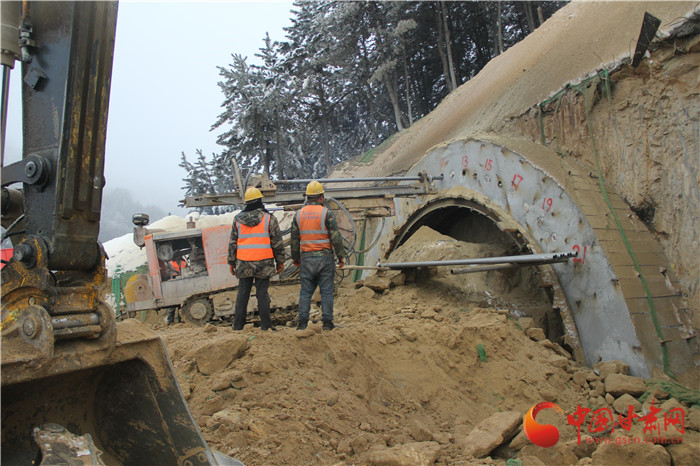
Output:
(186, 0), (568, 202)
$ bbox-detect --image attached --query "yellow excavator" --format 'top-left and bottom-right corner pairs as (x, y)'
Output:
(1, 2), (237, 464)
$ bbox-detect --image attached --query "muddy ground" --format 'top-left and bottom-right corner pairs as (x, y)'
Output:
(144, 227), (699, 465)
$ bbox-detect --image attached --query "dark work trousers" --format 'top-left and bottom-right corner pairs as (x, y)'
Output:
(233, 277), (272, 329)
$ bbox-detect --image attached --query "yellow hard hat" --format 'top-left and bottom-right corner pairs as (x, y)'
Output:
(244, 187), (263, 202)
(305, 180), (325, 196)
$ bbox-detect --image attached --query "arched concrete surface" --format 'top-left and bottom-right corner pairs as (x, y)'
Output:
(360, 137), (696, 380)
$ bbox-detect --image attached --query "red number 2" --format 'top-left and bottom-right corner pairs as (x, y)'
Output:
(573, 245), (587, 264)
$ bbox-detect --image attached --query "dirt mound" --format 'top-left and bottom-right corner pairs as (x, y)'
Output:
(147, 269), (698, 465)
(158, 282), (585, 465)
(143, 226), (699, 465)
(387, 226), (553, 322)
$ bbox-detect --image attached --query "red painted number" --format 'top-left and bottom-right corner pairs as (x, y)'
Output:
(485, 159), (493, 171)
(440, 156), (447, 170)
(462, 155), (469, 168)
(542, 197), (553, 213)
(573, 245), (587, 264)
(511, 174), (523, 190)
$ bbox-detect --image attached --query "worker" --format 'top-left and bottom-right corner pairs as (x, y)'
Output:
(228, 187), (286, 331)
(291, 180), (346, 330)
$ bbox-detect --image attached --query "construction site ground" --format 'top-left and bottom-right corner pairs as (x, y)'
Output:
(137, 227), (700, 466)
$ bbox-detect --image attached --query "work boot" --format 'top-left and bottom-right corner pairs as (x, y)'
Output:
(296, 320), (308, 330)
(322, 320), (335, 331)
(261, 326), (278, 331)
(232, 324), (244, 331)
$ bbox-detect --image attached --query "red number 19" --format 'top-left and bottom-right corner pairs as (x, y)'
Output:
(542, 197), (553, 213)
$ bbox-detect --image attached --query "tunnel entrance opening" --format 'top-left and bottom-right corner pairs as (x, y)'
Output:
(397, 205), (516, 249)
(389, 199), (566, 347)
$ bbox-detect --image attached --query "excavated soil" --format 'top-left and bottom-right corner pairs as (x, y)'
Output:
(156, 281), (590, 465)
(143, 226), (698, 465)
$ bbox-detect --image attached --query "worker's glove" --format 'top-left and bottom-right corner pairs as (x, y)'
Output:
(337, 257), (345, 268)
(276, 264), (284, 274)
(229, 264), (236, 276)
(293, 260), (300, 267)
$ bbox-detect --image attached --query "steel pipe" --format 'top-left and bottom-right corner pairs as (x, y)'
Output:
(54, 325), (102, 340)
(450, 264), (521, 274)
(1, 66), (10, 166)
(52, 313), (100, 330)
(272, 175), (443, 185)
(339, 265), (390, 271)
(377, 250), (577, 269)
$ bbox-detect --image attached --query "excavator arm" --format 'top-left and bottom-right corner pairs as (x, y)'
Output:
(1, 3), (230, 464)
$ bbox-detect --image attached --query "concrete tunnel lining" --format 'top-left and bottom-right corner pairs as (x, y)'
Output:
(359, 137), (678, 378)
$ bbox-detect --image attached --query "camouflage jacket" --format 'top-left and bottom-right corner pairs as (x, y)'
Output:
(228, 208), (286, 279)
(290, 200), (347, 262)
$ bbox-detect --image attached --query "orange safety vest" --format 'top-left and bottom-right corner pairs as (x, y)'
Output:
(297, 205), (331, 252)
(236, 213), (274, 261)
(170, 260), (186, 272)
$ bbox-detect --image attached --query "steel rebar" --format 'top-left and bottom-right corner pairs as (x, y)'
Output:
(377, 250), (577, 269)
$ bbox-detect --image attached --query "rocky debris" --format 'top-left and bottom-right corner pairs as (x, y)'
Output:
(388, 271), (406, 287)
(368, 441), (441, 466)
(519, 444), (579, 465)
(151, 265), (699, 466)
(210, 370), (243, 391)
(648, 386), (670, 400)
(249, 360), (273, 374)
(666, 430), (700, 465)
(363, 274), (392, 292)
(687, 406), (700, 431)
(526, 327), (546, 341)
(202, 396), (224, 416)
(594, 360), (629, 379)
(191, 335), (248, 375)
(518, 317), (535, 332)
(570, 435), (597, 459)
(459, 411), (521, 458)
(295, 327), (316, 338)
(410, 418), (434, 442)
(604, 373), (647, 397)
(591, 441), (671, 465)
(211, 409), (245, 431)
(612, 393), (642, 414)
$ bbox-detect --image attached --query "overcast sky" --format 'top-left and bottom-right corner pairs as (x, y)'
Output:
(5, 0), (295, 215)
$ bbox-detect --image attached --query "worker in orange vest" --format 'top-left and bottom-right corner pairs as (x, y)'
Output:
(228, 187), (286, 331)
(290, 181), (346, 330)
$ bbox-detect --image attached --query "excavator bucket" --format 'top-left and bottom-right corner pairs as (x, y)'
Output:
(1, 1), (238, 463)
(1, 318), (224, 465)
